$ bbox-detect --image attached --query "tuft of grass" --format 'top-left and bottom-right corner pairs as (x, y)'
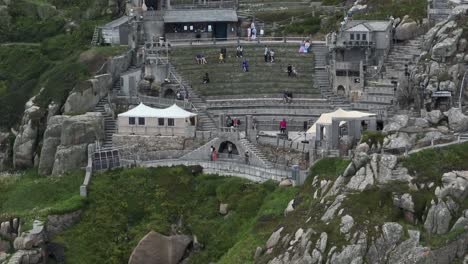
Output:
(421, 227), (466, 248)
(361, 130), (384, 149)
(307, 157), (350, 182)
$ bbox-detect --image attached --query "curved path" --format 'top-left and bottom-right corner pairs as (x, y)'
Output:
(122, 158), (308, 185)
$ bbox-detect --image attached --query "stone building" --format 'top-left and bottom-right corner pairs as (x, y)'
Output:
(123, 0), (238, 44)
(117, 103), (197, 137)
(326, 19), (393, 101)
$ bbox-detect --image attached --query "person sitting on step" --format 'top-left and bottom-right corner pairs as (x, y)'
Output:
(202, 73), (210, 84)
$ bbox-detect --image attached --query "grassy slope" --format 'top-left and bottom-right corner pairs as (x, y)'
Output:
(353, 0), (427, 21)
(0, 171), (85, 228)
(54, 167), (298, 264)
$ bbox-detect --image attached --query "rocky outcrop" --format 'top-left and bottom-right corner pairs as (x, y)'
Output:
(13, 220), (45, 251)
(38, 116), (67, 176)
(51, 112), (104, 175)
(444, 108), (468, 132)
(63, 74), (111, 114)
(128, 231), (192, 264)
(436, 171), (468, 200)
(12, 97), (42, 169)
(46, 210), (82, 239)
(394, 16), (427, 41)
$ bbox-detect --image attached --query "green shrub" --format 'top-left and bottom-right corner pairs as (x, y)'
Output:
(360, 130), (384, 149)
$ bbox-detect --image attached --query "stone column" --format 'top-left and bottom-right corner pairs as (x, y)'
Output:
(246, 115), (252, 138)
(219, 113), (225, 130)
(368, 118), (377, 131)
(331, 120), (340, 150)
(166, 0), (171, 9)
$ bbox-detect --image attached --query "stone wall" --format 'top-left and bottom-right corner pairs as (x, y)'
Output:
(257, 143), (308, 169)
(113, 134), (206, 160)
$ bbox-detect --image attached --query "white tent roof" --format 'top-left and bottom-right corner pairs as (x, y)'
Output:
(118, 103), (197, 118)
(306, 108), (375, 134)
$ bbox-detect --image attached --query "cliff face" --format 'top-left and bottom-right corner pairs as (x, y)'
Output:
(257, 142), (468, 264)
(404, 6), (468, 110)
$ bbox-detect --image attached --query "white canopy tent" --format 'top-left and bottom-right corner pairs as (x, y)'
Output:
(119, 103), (197, 118)
(307, 108), (375, 136)
(118, 103), (197, 137)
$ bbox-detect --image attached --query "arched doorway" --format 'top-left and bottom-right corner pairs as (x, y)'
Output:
(337, 85), (345, 96)
(218, 141), (239, 159)
(163, 88), (175, 99)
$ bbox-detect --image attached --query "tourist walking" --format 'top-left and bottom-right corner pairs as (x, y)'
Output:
(304, 40), (311, 53)
(233, 118), (239, 128)
(210, 145), (214, 161)
(226, 115), (233, 127)
(279, 119), (287, 134)
(203, 72), (210, 83)
(244, 151), (250, 164)
(264, 46), (269, 63)
(228, 143), (233, 158)
(287, 64), (293, 77)
(242, 59), (249, 72)
(212, 147), (218, 161)
(252, 116), (258, 130)
(236, 45), (244, 58)
(270, 49), (275, 62)
(218, 52), (225, 63)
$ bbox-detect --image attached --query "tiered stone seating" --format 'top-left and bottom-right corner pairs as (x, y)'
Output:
(170, 44), (319, 99)
(169, 44), (337, 127)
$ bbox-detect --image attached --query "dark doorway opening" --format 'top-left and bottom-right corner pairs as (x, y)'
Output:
(214, 23), (227, 40)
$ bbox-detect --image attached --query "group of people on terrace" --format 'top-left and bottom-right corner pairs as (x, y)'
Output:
(226, 115), (241, 129)
(193, 45), (301, 84)
(209, 144), (249, 164)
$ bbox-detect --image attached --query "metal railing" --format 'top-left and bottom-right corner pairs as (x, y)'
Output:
(138, 94), (197, 111)
(122, 159), (309, 185)
(167, 36), (318, 46)
(458, 70), (467, 111)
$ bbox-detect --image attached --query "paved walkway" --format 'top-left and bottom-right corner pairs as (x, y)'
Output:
(408, 137), (468, 155)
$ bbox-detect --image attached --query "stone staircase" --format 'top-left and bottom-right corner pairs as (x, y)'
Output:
(384, 37), (423, 80)
(93, 96), (117, 149)
(167, 63), (217, 131)
(310, 43), (350, 108)
(239, 138), (273, 168)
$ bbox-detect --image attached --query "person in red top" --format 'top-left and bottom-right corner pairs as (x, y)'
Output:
(212, 147), (218, 161)
(279, 119), (287, 134)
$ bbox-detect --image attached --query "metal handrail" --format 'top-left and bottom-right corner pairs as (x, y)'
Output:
(458, 70), (467, 110)
(167, 36), (313, 46)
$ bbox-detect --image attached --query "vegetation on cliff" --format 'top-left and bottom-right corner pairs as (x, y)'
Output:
(53, 167), (298, 264)
(0, 0), (116, 130)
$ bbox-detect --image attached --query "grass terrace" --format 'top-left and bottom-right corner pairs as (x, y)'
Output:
(169, 44), (318, 99)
